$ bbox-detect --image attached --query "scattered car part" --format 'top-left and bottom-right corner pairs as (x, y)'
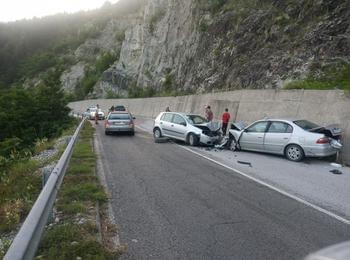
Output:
(330, 169), (342, 175)
(237, 161), (252, 167)
(330, 162), (342, 168)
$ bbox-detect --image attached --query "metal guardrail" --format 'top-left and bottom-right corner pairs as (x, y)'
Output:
(4, 118), (86, 260)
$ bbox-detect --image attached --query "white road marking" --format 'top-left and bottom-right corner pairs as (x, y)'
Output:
(136, 125), (350, 225)
(136, 124), (151, 133)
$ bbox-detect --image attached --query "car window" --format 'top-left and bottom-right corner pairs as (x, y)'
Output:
(161, 113), (173, 122)
(246, 121), (269, 133)
(115, 106), (126, 111)
(267, 122), (293, 133)
(185, 115), (208, 124)
(293, 120), (320, 130)
(172, 114), (186, 125)
(108, 114), (131, 120)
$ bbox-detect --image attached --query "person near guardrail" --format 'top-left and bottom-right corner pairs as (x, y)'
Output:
(221, 108), (231, 136)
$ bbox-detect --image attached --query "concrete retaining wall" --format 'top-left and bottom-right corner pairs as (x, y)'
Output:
(69, 89), (350, 164)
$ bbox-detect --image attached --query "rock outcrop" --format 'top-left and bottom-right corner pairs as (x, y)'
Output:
(62, 0), (350, 97)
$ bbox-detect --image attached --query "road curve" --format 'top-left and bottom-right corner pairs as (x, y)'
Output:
(93, 122), (350, 260)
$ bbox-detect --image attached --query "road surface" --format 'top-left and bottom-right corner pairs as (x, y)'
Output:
(94, 123), (350, 260)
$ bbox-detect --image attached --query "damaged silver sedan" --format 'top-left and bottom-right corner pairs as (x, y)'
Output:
(153, 112), (221, 146)
(227, 119), (342, 162)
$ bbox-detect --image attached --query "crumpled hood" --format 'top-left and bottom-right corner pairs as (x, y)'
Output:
(231, 122), (247, 131)
(194, 122), (221, 132)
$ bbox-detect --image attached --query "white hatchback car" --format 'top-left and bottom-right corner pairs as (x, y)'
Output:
(153, 112), (221, 146)
(228, 119), (342, 161)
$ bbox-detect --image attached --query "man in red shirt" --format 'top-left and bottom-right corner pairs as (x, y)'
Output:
(221, 108), (231, 135)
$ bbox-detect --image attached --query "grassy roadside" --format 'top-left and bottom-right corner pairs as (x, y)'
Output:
(36, 121), (125, 259)
(0, 118), (80, 258)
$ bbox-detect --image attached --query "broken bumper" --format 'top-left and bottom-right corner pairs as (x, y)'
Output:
(199, 134), (220, 146)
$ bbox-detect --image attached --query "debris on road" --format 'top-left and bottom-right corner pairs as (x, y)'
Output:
(154, 137), (169, 143)
(237, 161), (252, 167)
(330, 162), (342, 168)
(330, 169), (342, 175)
(214, 136), (229, 149)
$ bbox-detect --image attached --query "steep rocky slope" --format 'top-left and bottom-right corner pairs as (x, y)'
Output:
(61, 0), (350, 97)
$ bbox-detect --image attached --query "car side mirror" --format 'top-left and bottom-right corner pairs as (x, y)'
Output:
(181, 122), (187, 126)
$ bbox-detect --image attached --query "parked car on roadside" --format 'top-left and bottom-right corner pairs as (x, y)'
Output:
(153, 112), (221, 146)
(105, 111), (135, 135)
(227, 118), (342, 162)
(83, 106), (97, 118)
(87, 108), (105, 120)
(83, 106), (105, 120)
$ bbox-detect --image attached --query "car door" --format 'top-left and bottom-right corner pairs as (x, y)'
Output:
(239, 121), (269, 151)
(160, 113), (174, 137)
(170, 114), (187, 141)
(264, 121), (293, 154)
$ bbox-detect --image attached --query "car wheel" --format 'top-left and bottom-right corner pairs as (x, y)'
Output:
(228, 137), (237, 151)
(188, 133), (199, 146)
(153, 128), (162, 139)
(285, 144), (304, 162)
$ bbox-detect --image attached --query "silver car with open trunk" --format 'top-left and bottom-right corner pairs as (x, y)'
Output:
(227, 119), (342, 162)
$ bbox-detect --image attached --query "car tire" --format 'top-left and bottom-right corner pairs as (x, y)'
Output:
(285, 144), (304, 162)
(153, 128), (162, 139)
(188, 133), (199, 146)
(228, 137), (237, 151)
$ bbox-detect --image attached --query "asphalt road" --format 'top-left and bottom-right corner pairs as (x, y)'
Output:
(94, 123), (350, 260)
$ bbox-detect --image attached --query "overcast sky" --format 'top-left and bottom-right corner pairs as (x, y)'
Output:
(1, 0), (119, 22)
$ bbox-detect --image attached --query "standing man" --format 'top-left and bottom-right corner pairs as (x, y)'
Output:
(221, 108), (231, 135)
(205, 105), (213, 122)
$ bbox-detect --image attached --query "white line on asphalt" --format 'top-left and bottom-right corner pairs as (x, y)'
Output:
(135, 125), (350, 225)
(136, 124), (151, 133)
(178, 145), (350, 225)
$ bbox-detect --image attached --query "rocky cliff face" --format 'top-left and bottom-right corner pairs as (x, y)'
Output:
(61, 0), (350, 97)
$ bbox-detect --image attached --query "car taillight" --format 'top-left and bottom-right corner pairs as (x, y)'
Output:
(316, 137), (330, 144)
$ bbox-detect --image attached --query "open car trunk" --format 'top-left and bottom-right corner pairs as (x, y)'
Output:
(309, 124), (342, 140)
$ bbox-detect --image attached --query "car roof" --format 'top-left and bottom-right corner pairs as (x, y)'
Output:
(161, 112), (200, 117)
(260, 118), (298, 123)
(109, 111), (129, 114)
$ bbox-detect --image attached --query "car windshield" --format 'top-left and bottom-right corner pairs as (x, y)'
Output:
(109, 114), (130, 120)
(186, 115), (208, 125)
(293, 120), (320, 130)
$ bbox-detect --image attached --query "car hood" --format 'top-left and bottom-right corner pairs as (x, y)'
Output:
(194, 122), (221, 132)
(231, 122), (247, 131)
